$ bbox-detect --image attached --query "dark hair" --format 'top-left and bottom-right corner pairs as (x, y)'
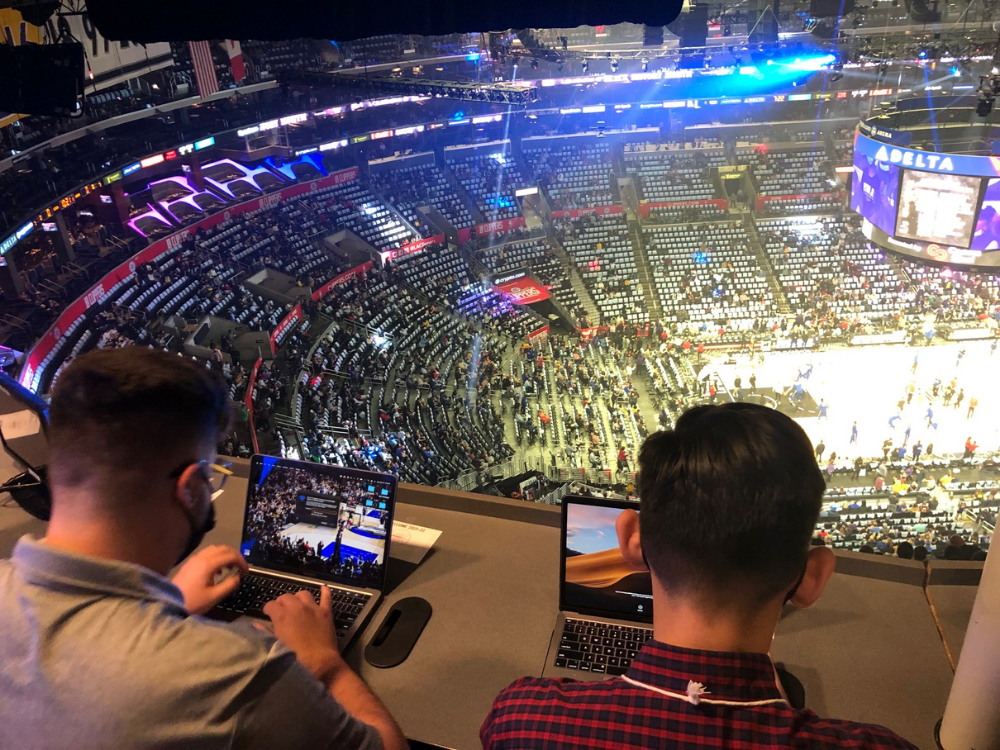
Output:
(913, 546), (928, 562)
(896, 541), (914, 560)
(859, 545), (874, 554)
(944, 545), (960, 560)
(637, 403), (825, 609)
(49, 348), (230, 488)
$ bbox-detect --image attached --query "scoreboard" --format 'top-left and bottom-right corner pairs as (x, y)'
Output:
(850, 131), (1000, 266)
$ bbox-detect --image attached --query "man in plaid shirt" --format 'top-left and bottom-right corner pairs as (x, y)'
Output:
(482, 403), (917, 749)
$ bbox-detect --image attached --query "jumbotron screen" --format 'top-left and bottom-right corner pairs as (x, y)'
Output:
(850, 131), (1000, 263)
(850, 147), (899, 235)
(973, 178), (1000, 251)
(894, 170), (980, 247)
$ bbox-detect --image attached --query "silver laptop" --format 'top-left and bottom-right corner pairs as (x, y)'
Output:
(542, 495), (654, 681)
(214, 455), (396, 650)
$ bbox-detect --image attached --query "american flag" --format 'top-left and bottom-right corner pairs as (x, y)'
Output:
(188, 41), (219, 98)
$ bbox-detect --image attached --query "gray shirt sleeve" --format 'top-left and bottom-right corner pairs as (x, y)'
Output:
(233, 649), (383, 750)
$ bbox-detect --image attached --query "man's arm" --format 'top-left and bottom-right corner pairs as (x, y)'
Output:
(264, 587), (407, 750)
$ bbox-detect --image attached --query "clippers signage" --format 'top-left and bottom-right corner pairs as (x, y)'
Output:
(19, 167), (361, 391)
(311, 261), (374, 302)
(474, 217), (526, 237)
(637, 200), (727, 219)
(269, 304), (303, 356)
(378, 234), (444, 265)
(551, 205), (624, 219)
(757, 192), (839, 213)
(495, 275), (551, 305)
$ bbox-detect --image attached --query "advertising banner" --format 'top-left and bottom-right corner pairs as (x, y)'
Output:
(20, 167), (359, 390)
(638, 199), (728, 219)
(550, 205), (624, 219)
(528, 324), (550, 340)
(756, 192), (839, 212)
(269, 303), (303, 356)
(850, 330), (907, 346)
(853, 132), (1000, 178)
(457, 227), (473, 244)
(311, 261), (374, 301)
(495, 275), (551, 305)
(474, 217), (526, 237)
(378, 234), (444, 265)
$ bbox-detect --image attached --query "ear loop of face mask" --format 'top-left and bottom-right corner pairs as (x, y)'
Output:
(783, 564), (808, 605)
(642, 549), (807, 604)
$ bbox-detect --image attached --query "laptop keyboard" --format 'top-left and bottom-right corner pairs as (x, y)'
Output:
(216, 573), (371, 637)
(554, 617), (653, 676)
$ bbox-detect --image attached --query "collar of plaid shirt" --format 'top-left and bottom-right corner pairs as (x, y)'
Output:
(623, 640), (786, 705)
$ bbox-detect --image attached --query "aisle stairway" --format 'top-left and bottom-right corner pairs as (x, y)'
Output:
(743, 213), (791, 314)
(546, 231), (600, 324)
(628, 219), (662, 320)
(437, 150), (485, 225)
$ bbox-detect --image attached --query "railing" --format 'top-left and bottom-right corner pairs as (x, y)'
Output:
(436, 454), (638, 493)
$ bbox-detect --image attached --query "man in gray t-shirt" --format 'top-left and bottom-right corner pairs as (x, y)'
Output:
(0, 348), (406, 750)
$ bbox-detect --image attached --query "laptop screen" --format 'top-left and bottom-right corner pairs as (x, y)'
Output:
(561, 496), (653, 621)
(242, 455), (396, 591)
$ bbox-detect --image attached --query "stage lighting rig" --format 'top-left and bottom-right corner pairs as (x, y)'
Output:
(285, 71), (539, 106)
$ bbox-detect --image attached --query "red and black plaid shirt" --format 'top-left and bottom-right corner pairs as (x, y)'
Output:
(481, 640), (917, 749)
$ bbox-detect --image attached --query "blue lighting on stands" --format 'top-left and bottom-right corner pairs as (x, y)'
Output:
(465, 52), (481, 61)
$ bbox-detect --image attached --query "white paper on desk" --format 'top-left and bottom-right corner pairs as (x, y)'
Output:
(390, 522), (442, 564)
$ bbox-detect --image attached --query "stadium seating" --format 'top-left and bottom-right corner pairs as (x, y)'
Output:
(625, 145), (726, 202)
(523, 142), (614, 210)
(371, 162), (474, 232)
(556, 213), (647, 324)
(388, 243), (471, 303)
(759, 215), (908, 327)
(643, 221), (777, 337)
(475, 238), (583, 316)
(445, 151), (530, 221)
(736, 145), (831, 196)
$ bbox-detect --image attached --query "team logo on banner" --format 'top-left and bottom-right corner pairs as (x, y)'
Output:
(129, 261), (136, 273)
(224, 211), (231, 220)
(926, 244), (948, 262)
(507, 285), (542, 301)
(495, 275), (551, 304)
(53, 327), (60, 340)
(310, 182), (318, 191)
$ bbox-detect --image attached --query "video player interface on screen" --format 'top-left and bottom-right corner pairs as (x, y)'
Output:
(850, 148), (899, 236)
(563, 502), (652, 617)
(973, 178), (1000, 251)
(242, 461), (392, 589)
(895, 170), (980, 247)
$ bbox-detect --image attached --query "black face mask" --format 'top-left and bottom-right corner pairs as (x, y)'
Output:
(176, 489), (216, 566)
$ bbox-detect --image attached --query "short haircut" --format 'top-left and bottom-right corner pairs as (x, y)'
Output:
(637, 403), (825, 610)
(913, 546), (928, 562)
(896, 541), (914, 560)
(49, 348), (230, 490)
